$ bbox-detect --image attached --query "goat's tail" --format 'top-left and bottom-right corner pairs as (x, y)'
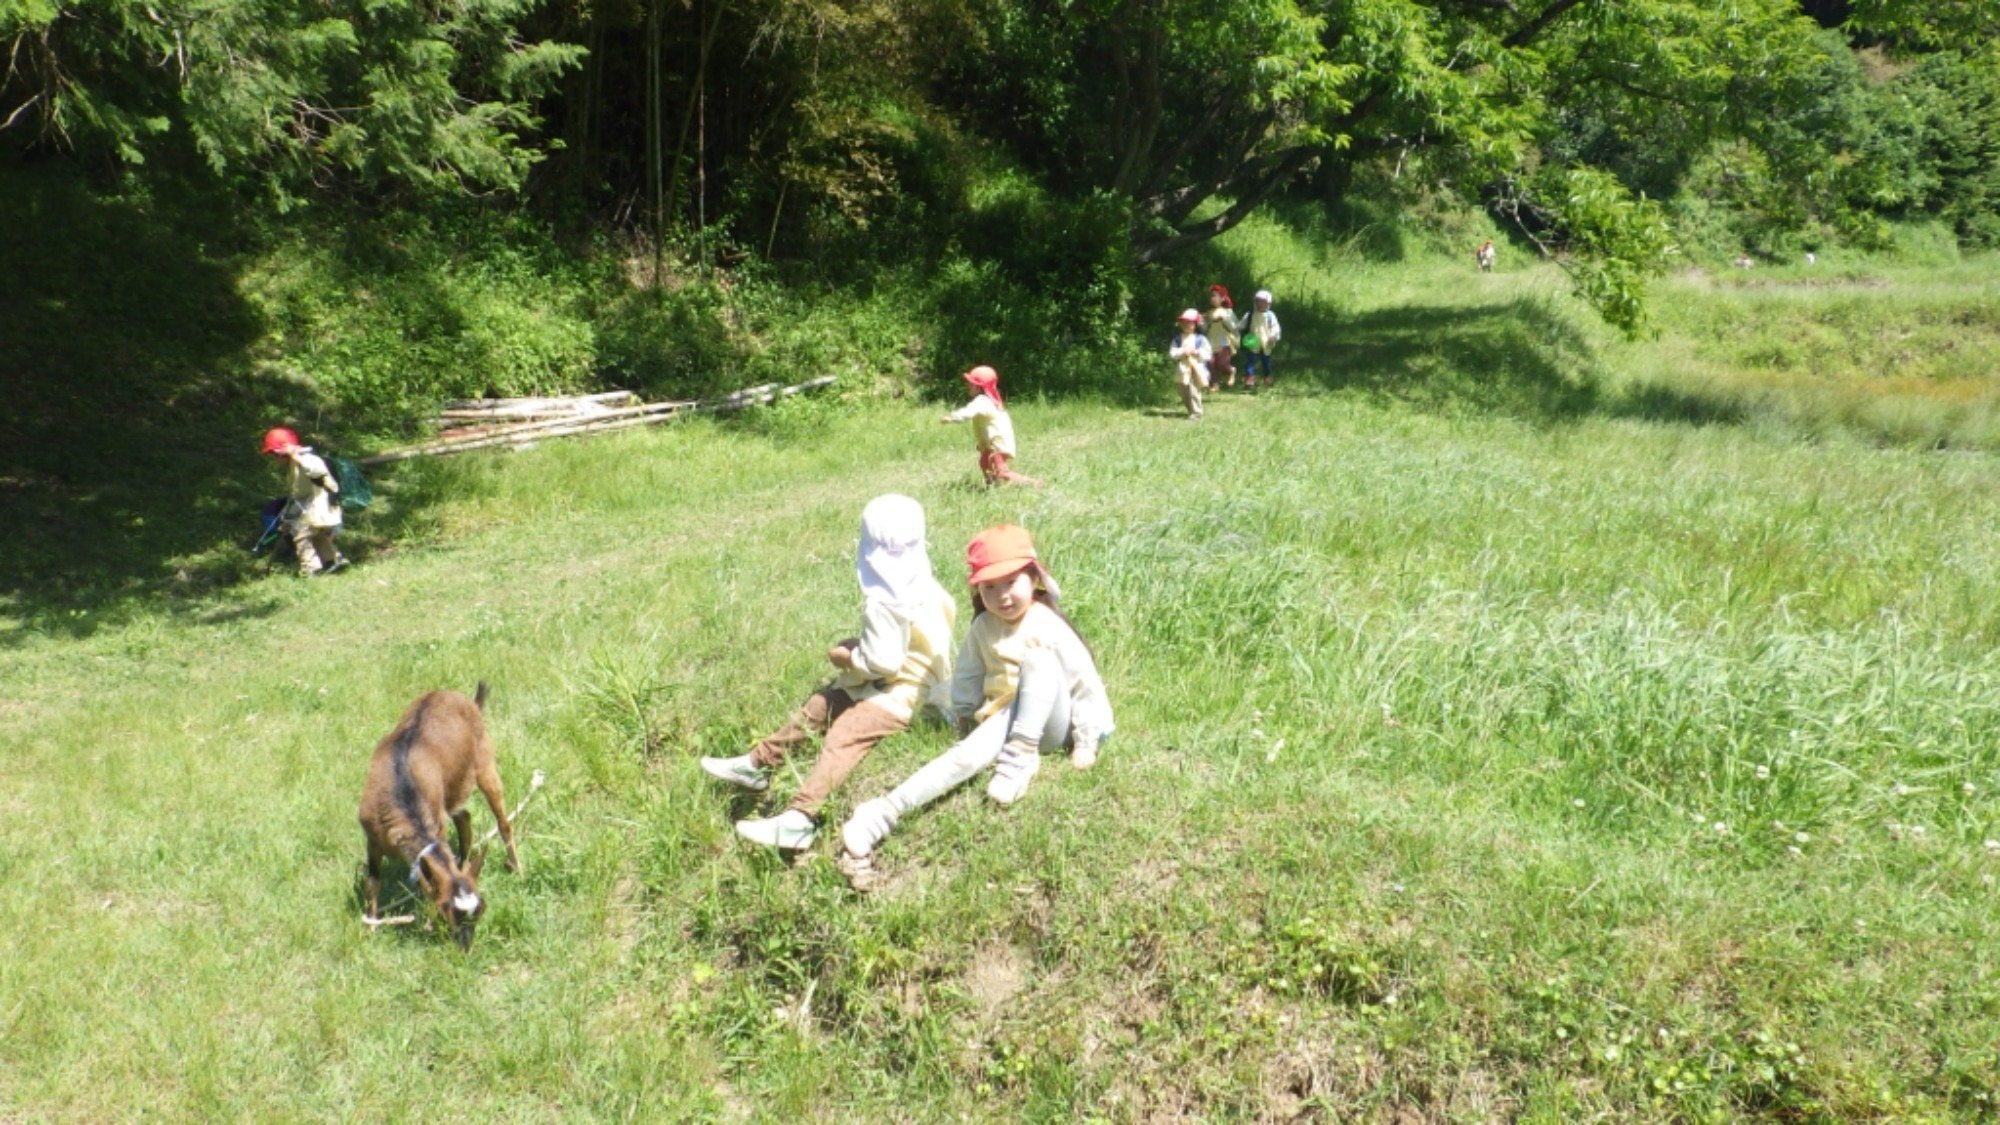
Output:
(474, 681), (490, 710)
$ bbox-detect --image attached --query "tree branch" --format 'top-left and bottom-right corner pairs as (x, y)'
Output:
(1503, 0), (1586, 48)
(1131, 145), (1318, 265)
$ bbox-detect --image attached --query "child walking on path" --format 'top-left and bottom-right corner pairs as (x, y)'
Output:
(1205, 284), (1240, 389)
(1238, 289), (1281, 391)
(262, 426), (347, 577)
(701, 494), (958, 851)
(838, 524), (1112, 888)
(941, 365), (1042, 487)
(1170, 308), (1213, 420)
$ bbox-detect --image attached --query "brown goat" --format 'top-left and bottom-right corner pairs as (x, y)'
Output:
(358, 682), (520, 950)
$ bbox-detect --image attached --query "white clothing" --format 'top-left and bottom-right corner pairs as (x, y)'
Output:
(1169, 331), (1212, 389)
(856, 493), (931, 606)
(1205, 306), (1239, 351)
(881, 646), (1100, 814)
(833, 578), (958, 725)
(286, 449), (342, 530)
(942, 393), (1016, 456)
(1240, 308), (1280, 355)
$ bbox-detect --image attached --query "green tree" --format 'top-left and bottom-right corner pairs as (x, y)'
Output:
(0, 0), (583, 195)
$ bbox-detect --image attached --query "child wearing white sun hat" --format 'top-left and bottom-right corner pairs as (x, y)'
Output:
(701, 494), (958, 852)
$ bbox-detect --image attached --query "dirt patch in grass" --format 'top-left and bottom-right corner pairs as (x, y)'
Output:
(964, 942), (1028, 1022)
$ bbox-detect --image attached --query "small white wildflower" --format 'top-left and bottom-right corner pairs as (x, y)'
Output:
(1252, 728), (1266, 740)
(1713, 821), (1730, 836)
(1773, 820), (1787, 832)
(1983, 839), (1999, 855)
(1964, 782), (1977, 795)
(1794, 831), (1810, 844)
(1787, 846), (1803, 857)
(1755, 765), (1770, 780)
(1895, 783), (1911, 797)
(1572, 798), (1586, 809)
(1910, 824), (1927, 840)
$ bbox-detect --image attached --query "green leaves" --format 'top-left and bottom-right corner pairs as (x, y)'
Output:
(3, 0), (584, 197)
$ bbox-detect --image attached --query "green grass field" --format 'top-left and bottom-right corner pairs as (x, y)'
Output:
(6, 244), (2000, 1120)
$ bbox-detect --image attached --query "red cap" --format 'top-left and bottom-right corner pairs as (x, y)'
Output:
(262, 427), (300, 456)
(962, 364), (1001, 407)
(966, 524), (1038, 586)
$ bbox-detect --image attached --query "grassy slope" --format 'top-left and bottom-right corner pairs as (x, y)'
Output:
(6, 327), (2000, 1120)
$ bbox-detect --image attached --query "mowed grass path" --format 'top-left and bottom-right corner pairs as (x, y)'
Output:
(5, 378), (2000, 1119)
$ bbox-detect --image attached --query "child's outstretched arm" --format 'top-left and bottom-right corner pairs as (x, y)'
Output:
(941, 396), (993, 425)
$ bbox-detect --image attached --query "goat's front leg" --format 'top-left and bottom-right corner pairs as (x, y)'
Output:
(364, 840), (384, 920)
(452, 808), (474, 862)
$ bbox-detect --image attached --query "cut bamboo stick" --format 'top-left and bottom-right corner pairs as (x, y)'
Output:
(357, 377), (834, 465)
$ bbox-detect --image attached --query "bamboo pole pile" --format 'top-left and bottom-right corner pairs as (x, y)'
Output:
(358, 377), (837, 466)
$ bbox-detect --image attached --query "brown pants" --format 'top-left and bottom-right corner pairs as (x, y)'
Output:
(749, 688), (907, 816)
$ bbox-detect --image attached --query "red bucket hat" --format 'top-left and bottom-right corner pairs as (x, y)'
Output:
(962, 364), (1002, 406)
(966, 524), (1038, 586)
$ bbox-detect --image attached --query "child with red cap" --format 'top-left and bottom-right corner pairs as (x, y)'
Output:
(700, 494), (958, 851)
(261, 426), (347, 577)
(1170, 309), (1213, 420)
(941, 365), (1041, 487)
(837, 523), (1112, 888)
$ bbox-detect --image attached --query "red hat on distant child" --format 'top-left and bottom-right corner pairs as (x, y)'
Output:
(1208, 283), (1233, 308)
(962, 364), (1003, 407)
(261, 427), (300, 456)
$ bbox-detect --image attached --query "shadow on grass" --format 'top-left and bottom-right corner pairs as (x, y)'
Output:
(0, 158), (427, 644)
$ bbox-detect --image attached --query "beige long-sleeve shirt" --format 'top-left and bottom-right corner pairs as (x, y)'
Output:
(286, 449), (342, 530)
(949, 602), (1113, 734)
(943, 393), (1017, 456)
(832, 580), (959, 723)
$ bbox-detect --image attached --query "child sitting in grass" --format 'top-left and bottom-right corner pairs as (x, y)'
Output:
(700, 494), (957, 851)
(941, 364), (1041, 487)
(838, 524), (1111, 889)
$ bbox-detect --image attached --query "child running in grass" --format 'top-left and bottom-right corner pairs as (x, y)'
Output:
(1205, 284), (1240, 389)
(838, 524), (1112, 889)
(1170, 308), (1213, 420)
(941, 364), (1041, 487)
(1238, 289), (1281, 391)
(700, 494), (958, 851)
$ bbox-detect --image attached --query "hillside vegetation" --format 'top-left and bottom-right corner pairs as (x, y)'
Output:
(5, 227), (2000, 1119)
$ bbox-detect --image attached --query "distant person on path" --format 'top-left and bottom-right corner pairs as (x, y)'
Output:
(1205, 284), (1240, 388)
(1238, 290), (1281, 391)
(262, 427), (347, 578)
(838, 524), (1111, 889)
(941, 364), (1041, 487)
(701, 494), (958, 852)
(1170, 308), (1213, 420)
(1475, 240), (1496, 272)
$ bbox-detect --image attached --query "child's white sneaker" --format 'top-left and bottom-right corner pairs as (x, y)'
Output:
(734, 809), (816, 850)
(987, 739), (1042, 806)
(699, 755), (770, 791)
(841, 797), (899, 858)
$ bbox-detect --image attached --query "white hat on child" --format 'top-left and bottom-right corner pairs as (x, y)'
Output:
(857, 494), (935, 606)
(1254, 289), (1272, 303)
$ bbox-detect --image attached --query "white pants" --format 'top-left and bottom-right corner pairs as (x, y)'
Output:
(883, 648), (1074, 815)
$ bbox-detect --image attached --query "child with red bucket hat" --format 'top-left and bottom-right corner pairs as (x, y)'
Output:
(941, 365), (1042, 487)
(837, 524), (1112, 888)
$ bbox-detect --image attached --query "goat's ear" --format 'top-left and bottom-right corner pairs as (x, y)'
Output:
(466, 847), (486, 880)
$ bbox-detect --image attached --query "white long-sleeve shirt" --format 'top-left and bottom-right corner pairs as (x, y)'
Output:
(1240, 308), (1281, 355)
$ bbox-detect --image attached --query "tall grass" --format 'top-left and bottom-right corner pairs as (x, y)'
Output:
(4, 379), (1998, 1118)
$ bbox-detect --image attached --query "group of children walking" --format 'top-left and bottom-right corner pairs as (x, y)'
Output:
(700, 494), (1110, 890)
(1170, 285), (1282, 421)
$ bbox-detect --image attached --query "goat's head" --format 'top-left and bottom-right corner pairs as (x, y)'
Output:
(420, 847), (488, 951)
